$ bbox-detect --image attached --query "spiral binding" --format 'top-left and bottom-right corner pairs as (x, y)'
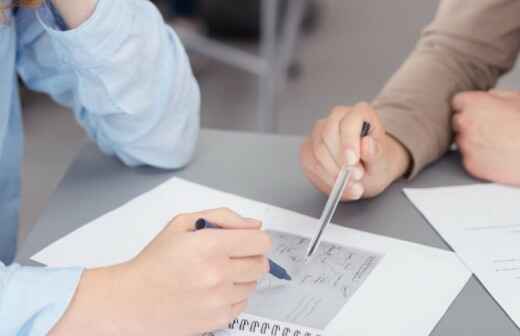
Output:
(224, 317), (322, 336)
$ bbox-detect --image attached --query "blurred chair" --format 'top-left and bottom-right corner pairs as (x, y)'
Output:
(172, 0), (308, 133)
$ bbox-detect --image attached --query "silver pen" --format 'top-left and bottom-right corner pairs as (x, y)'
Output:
(305, 121), (371, 263)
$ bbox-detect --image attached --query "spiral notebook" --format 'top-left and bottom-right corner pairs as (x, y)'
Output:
(32, 177), (470, 335)
(207, 228), (381, 336)
(210, 314), (321, 336)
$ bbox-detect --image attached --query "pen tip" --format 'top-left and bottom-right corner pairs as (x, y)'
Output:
(269, 259), (292, 281)
(282, 271), (292, 281)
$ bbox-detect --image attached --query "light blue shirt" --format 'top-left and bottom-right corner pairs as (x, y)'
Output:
(0, 0), (200, 334)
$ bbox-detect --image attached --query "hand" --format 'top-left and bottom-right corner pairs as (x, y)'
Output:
(300, 102), (410, 201)
(50, 208), (272, 336)
(50, 0), (97, 28)
(452, 90), (520, 186)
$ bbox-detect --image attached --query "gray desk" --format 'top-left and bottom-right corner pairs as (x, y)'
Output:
(18, 129), (519, 335)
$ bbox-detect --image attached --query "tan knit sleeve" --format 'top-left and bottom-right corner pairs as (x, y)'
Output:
(373, 0), (520, 177)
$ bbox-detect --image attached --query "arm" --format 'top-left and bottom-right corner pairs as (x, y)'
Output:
(0, 210), (270, 336)
(16, 0), (200, 169)
(373, 0), (520, 177)
(49, 210), (270, 336)
(50, 0), (96, 28)
(300, 0), (520, 201)
(0, 263), (83, 335)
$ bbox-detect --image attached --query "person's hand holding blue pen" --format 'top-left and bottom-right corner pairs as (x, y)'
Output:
(109, 208), (274, 335)
(196, 218), (292, 281)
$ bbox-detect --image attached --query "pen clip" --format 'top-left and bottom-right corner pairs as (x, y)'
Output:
(361, 121), (371, 138)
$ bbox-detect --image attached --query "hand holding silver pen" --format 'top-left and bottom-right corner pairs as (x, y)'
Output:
(300, 102), (411, 202)
(305, 121), (371, 262)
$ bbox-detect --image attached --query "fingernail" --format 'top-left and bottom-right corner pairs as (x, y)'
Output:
(351, 183), (364, 200)
(352, 167), (364, 180)
(345, 149), (358, 166)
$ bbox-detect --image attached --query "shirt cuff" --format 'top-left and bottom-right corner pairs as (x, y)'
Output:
(36, 0), (131, 66)
(377, 106), (435, 179)
(0, 264), (83, 335)
(37, 0), (68, 31)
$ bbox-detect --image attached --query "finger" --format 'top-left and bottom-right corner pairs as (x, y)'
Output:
(312, 120), (341, 178)
(338, 103), (365, 166)
(322, 106), (352, 165)
(454, 133), (470, 155)
(339, 102), (382, 166)
(301, 138), (336, 187)
(167, 209), (260, 233)
(230, 256), (269, 283)
(230, 300), (248, 318)
(304, 162), (334, 195)
(350, 164), (365, 182)
(452, 113), (464, 133)
(212, 300), (248, 330)
(167, 212), (201, 232)
(452, 92), (470, 112)
(214, 230), (272, 257)
(198, 208), (262, 230)
(342, 181), (364, 201)
(452, 91), (491, 112)
(229, 282), (257, 304)
(488, 89), (520, 99)
(360, 135), (382, 164)
(212, 283), (256, 307)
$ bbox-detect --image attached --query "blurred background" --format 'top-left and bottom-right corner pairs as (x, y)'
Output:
(19, 0), (520, 244)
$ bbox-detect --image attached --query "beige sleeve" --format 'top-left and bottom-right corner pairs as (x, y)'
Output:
(372, 0), (520, 178)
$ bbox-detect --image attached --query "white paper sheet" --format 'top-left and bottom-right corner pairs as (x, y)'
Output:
(405, 184), (520, 329)
(33, 178), (470, 335)
(251, 230), (381, 329)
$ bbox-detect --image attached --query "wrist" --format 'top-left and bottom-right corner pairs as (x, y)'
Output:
(385, 134), (411, 179)
(50, 0), (97, 29)
(50, 265), (129, 336)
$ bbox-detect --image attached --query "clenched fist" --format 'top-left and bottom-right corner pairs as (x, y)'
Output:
(452, 90), (520, 186)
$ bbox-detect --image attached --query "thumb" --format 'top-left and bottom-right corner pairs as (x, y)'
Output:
(166, 212), (200, 233)
(168, 208), (262, 233)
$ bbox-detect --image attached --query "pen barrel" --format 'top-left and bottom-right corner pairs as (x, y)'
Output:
(304, 121), (370, 262)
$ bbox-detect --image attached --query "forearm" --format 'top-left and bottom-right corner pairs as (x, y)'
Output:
(19, 0), (200, 169)
(373, 0), (520, 178)
(49, 266), (130, 335)
(374, 47), (501, 178)
(51, 0), (97, 28)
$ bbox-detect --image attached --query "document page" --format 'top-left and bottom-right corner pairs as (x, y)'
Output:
(251, 230), (381, 329)
(405, 184), (520, 328)
(33, 178), (470, 335)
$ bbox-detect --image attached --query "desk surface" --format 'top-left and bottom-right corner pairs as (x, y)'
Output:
(18, 129), (519, 335)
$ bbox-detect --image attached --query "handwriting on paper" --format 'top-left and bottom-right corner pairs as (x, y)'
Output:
(250, 230), (382, 329)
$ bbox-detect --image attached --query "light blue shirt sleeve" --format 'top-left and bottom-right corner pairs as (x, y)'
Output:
(16, 0), (201, 169)
(0, 263), (83, 335)
(1, 0), (200, 334)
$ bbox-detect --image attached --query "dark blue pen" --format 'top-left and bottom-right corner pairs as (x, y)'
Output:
(195, 218), (292, 281)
